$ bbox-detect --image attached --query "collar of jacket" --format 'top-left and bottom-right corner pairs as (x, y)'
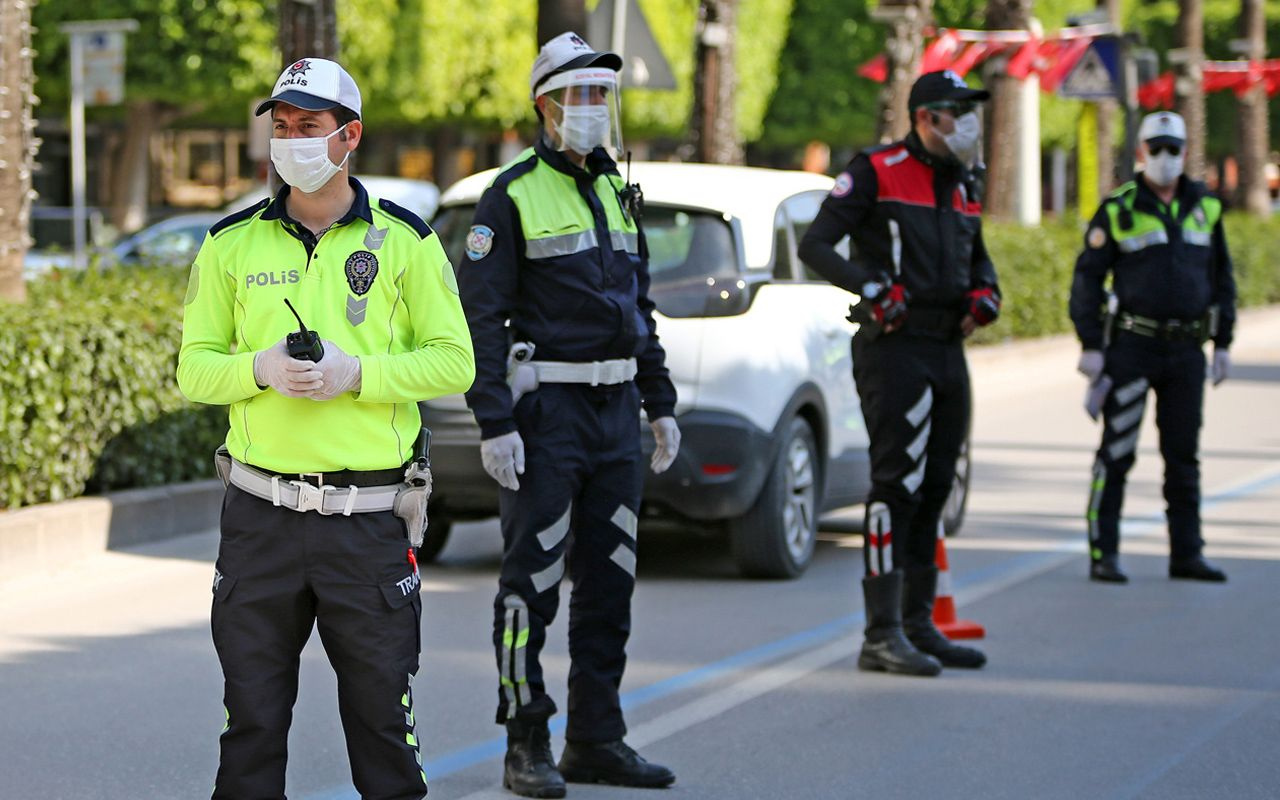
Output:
(261, 175), (373, 226)
(1134, 172), (1205, 214)
(904, 130), (965, 177)
(534, 134), (619, 180)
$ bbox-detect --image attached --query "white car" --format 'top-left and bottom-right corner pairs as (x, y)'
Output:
(422, 161), (969, 578)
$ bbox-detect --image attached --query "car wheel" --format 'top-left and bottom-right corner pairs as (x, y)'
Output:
(730, 416), (819, 579)
(417, 504), (452, 563)
(942, 437), (970, 537)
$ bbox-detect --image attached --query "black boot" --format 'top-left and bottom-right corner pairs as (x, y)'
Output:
(1090, 554), (1128, 583)
(503, 719), (566, 798)
(858, 572), (942, 676)
(1169, 555), (1227, 582)
(558, 739), (675, 788)
(901, 566), (986, 669)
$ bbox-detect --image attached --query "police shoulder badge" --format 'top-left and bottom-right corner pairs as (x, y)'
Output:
(466, 224), (494, 261)
(831, 172), (854, 198)
(1193, 206), (1206, 226)
(345, 250), (379, 295)
(1087, 226), (1108, 249)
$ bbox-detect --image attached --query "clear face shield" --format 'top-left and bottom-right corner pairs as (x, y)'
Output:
(537, 68), (623, 157)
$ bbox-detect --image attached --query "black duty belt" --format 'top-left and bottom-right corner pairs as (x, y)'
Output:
(902, 307), (963, 339)
(1116, 311), (1207, 342)
(257, 465), (408, 488)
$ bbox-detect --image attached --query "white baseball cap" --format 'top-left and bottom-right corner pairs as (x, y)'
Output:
(530, 32), (621, 99)
(255, 58), (362, 119)
(1138, 111), (1186, 146)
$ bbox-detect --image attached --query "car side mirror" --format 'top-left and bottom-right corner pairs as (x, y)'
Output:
(702, 277), (751, 317)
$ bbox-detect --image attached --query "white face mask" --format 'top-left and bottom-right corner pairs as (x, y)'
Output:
(556, 104), (612, 155)
(270, 124), (350, 193)
(1144, 150), (1185, 187)
(935, 111), (982, 166)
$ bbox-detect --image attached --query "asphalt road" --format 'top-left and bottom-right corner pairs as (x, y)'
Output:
(3, 309), (1279, 800)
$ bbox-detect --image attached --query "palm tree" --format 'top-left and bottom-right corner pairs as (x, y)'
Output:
(982, 0), (1031, 220)
(690, 0), (743, 164)
(1173, 0), (1206, 179)
(1237, 0), (1270, 216)
(873, 0), (933, 143)
(0, 0), (38, 303)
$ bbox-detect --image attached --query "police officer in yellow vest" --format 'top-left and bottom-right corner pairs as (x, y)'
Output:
(1069, 111), (1235, 585)
(457, 32), (680, 798)
(177, 58), (474, 800)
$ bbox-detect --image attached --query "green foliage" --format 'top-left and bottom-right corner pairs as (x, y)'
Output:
(970, 211), (1280, 345)
(0, 266), (225, 510)
(31, 0), (277, 120)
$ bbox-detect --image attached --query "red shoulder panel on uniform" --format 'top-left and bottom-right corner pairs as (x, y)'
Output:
(869, 148), (934, 207)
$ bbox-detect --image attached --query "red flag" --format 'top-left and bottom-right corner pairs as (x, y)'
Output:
(1137, 72), (1174, 109)
(1039, 38), (1092, 92)
(949, 42), (1002, 77)
(1005, 36), (1040, 79)
(858, 53), (888, 83)
(920, 29), (963, 74)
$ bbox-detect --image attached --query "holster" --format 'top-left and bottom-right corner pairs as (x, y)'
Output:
(848, 302), (883, 342)
(393, 427), (434, 547)
(213, 445), (232, 488)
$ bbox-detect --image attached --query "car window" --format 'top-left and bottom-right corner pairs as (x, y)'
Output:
(433, 203), (744, 319)
(784, 190), (849, 281)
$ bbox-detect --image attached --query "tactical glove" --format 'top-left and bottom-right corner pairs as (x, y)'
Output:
(966, 287), (1001, 326)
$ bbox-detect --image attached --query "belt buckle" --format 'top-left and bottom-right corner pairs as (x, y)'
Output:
(290, 480), (334, 514)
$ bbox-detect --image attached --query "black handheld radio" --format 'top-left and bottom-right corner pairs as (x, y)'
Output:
(283, 298), (324, 362)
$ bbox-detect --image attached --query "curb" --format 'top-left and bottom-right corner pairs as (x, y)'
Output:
(0, 480), (223, 585)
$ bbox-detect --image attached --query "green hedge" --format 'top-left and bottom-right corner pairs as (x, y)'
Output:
(1, 212), (1276, 510)
(0, 266), (225, 510)
(972, 211), (1280, 345)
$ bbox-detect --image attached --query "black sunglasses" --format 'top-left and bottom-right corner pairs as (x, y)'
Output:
(1148, 143), (1182, 157)
(928, 101), (977, 116)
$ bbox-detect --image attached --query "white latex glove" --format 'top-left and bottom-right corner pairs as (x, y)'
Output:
(1077, 349), (1105, 382)
(650, 416), (681, 474)
(1211, 349), (1230, 386)
(481, 432), (525, 491)
(253, 337), (324, 397)
(307, 340), (362, 401)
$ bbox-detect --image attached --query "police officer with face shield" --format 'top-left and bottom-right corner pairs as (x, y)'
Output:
(178, 58), (475, 799)
(457, 32), (680, 798)
(1070, 111), (1236, 584)
(799, 71), (1001, 678)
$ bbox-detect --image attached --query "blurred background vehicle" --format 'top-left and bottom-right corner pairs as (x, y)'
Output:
(23, 176), (438, 277)
(420, 162), (971, 579)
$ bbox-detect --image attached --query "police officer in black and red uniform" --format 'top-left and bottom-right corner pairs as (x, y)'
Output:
(799, 71), (999, 677)
(1070, 110), (1236, 585)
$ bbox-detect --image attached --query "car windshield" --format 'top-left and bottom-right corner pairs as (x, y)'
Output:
(433, 203), (740, 319)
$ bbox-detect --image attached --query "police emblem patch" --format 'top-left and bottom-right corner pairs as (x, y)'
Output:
(466, 224), (494, 261)
(344, 250), (379, 295)
(1193, 207), (1206, 226)
(831, 172), (854, 198)
(1087, 227), (1107, 249)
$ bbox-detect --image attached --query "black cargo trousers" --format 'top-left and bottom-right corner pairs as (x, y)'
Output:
(852, 329), (970, 575)
(1087, 331), (1206, 562)
(211, 483), (426, 800)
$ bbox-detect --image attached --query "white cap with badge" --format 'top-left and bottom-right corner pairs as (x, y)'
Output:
(255, 58), (362, 119)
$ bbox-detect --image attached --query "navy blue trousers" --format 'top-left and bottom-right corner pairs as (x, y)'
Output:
(1087, 332), (1206, 561)
(493, 382), (643, 743)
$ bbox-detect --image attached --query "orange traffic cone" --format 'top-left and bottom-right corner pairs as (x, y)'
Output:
(933, 522), (985, 640)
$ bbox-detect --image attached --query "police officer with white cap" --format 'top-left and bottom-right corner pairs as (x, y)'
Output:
(179, 57), (474, 799)
(1070, 111), (1236, 584)
(457, 32), (679, 798)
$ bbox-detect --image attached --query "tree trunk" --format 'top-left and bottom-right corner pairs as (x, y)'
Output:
(982, 0), (1030, 220)
(690, 0), (743, 164)
(279, 0), (340, 65)
(875, 0), (932, 143)
(1237, 0), (1270, 216)
(1173, 0), (1205, 180)
(106, 101), (182, 234)
(537, 0), (587, 47)
(0, 0), (38, 303)
(1094, 0), (1122, 193)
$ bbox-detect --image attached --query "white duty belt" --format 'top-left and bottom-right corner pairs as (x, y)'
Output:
(228, 459), (400, 515)
(531, 357), (637, 386)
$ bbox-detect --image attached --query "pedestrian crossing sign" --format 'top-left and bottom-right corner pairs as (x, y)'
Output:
(1059, 38), (1121, 101)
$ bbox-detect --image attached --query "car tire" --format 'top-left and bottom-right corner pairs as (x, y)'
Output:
(941, 437), (970, 537)
(730, 416), (819, 579)
(417, 504), (452, 563)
